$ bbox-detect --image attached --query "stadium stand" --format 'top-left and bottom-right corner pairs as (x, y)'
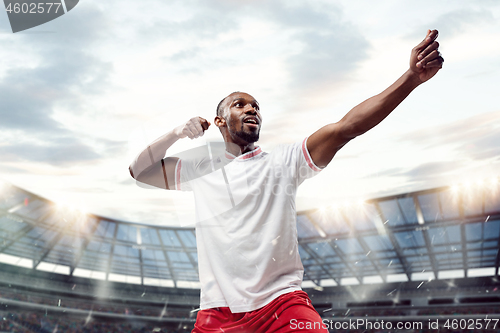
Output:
(1, 177), (499, 332)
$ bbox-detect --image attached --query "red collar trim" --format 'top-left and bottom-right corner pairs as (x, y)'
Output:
(225, 147), (262, 161)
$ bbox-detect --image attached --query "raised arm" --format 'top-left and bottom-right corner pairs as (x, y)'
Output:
(129, 117), (210, 189)
(307, 29), (444, 168)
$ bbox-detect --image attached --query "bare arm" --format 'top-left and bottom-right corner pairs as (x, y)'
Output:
(308, 29), (444, 168)
(129, 117), (210, 189)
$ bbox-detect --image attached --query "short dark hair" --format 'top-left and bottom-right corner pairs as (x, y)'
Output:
(216, 97), (227, 117)
(216, 91), (240, 117)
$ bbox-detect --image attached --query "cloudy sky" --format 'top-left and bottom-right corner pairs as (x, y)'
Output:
(1, 0), (499, 226)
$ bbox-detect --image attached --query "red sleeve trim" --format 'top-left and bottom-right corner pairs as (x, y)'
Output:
(302, 137), (322, 172)
(175, 159), (182, 191)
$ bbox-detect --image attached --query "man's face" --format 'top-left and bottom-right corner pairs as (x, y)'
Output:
(222, 92), (262, 144)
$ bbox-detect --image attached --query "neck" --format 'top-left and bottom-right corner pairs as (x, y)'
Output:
(225, 141), (256, 157)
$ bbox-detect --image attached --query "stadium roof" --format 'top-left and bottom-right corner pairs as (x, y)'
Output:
(1, 178), (499, 289)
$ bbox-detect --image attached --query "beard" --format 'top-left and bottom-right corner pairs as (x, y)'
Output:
(227, 117), (260, 143)
(233, 127), (260, 143)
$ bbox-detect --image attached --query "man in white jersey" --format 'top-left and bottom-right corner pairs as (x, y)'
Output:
(129, 30), (444, 332)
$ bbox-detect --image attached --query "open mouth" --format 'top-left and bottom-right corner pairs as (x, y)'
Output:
(243, 117), (260, 127)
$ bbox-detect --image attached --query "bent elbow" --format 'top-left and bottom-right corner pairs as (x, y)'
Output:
(129, 165), (136, 179)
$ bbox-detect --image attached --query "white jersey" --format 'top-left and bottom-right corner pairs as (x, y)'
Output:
(174, 137), (321, 313)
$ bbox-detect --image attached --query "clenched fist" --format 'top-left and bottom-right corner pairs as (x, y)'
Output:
(174, 117), (211, 139)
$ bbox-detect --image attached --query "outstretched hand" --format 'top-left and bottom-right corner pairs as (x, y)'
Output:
(410, 29), (444, 83)
(175, 117), (211, 139)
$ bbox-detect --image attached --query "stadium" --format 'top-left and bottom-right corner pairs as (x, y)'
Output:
(1, 177), (499, 333)
(2, 0), (500, 331)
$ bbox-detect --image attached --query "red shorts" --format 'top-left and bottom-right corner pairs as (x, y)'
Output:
(192, 290), (328, 333)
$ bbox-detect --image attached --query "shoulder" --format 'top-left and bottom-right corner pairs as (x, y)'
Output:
(264, 139), (304, 165)
(270, 139), (306, 156)
(176, 142), (234, 176)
